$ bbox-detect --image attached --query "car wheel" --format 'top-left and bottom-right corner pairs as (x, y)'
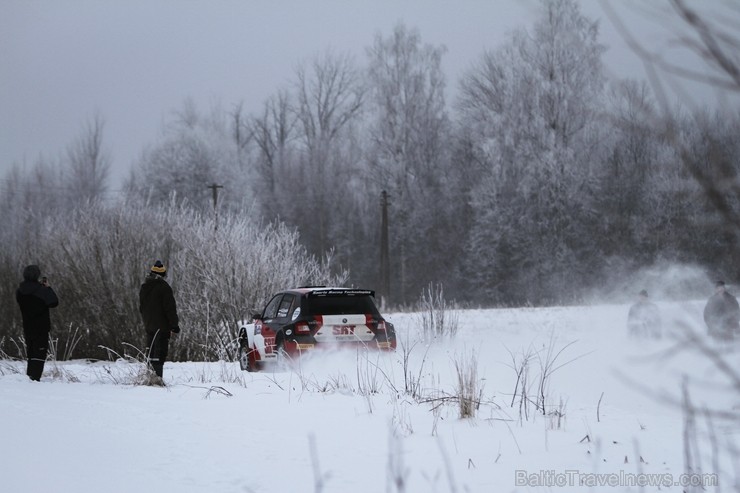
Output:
(387, 323), (397, 349)
(274, 337), (289, 369)
(238, 344), (250, 371)
(237, 330), (255, 372)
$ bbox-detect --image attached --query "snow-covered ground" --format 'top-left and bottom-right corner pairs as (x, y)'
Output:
(2, 300), (738, 493)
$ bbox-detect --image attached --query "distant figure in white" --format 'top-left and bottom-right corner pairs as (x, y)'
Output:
(703, 280), (740, 340)
(627, 290), (661, 338)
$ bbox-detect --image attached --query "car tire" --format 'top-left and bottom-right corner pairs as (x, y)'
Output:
(274, 336), (289, 369)
(237, 329), (255, 372)
(238, 344), (250, 371)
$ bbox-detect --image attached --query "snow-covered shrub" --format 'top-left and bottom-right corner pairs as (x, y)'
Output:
(506, 335), (578, 424)
(417, 283), (459, 342)
(169, 209), (345, 360)
(453, 350), (482, 419)
(0, 199), (345, 361)
(506, 345), (536, 423)
(0, 343), (22, 376)
(399, 335), (431, 400)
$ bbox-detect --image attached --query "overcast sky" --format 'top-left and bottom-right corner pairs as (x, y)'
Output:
(0, 0), (730, 187)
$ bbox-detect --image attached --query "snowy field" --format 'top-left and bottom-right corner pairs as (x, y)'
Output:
(1, 300), (738, 493)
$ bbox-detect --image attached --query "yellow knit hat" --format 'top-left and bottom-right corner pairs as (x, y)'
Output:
(151, 260), (167, 277)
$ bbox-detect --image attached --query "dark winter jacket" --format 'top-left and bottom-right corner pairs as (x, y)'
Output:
(16, 280), (59, 339)
(139, 273), (179, 335)
(704, 291), (740, 337)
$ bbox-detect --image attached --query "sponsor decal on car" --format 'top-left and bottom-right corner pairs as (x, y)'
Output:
(308, 289), (374, 297)
(332, 325), (356, 335)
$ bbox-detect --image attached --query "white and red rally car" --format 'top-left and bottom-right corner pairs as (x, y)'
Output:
(237, 287), (396, 372)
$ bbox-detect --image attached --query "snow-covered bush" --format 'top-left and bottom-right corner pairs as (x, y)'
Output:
(453, 350), (481, 419)
(417, 283), (459, 342)
(0, 199), (345, 361)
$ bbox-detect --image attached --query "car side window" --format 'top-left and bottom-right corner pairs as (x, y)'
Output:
(263, 294), (283, 320)
(277, 294), (295, 319)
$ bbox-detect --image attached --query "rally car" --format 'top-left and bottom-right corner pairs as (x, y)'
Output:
(237, 287), (396, 372)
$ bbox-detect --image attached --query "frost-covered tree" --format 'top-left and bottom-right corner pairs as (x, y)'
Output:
(365, 22), (453, 304)
(677, 109), (740, 272)
(598, 81), (665, 258)
(250, 89), (296, 219)
(458, 0), (606, 303)
(291, 51), (365, 256)
(62, 113), (111, 206)
(125, 100), (256, 214)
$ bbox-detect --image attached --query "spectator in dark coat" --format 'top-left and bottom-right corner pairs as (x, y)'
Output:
(704, 280), (740, 340)
(16, 264), (59, 381)
(627, 289), (662, 338)
(139, 260), (180, 382)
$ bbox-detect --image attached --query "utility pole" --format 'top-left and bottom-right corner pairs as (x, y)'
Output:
(207, 183), (223, 231)
(380, 190), (390, 307)
(208, 183), (223, 210)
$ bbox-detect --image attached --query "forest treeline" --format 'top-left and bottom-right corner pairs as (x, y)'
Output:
(1, 0), (738, 359)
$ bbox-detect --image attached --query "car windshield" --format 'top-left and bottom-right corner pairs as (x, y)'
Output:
(303, 294), (381, 317)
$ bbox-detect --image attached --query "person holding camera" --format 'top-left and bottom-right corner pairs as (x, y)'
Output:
(16, 264), (59, 381)
(139, 260), (180, 384)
